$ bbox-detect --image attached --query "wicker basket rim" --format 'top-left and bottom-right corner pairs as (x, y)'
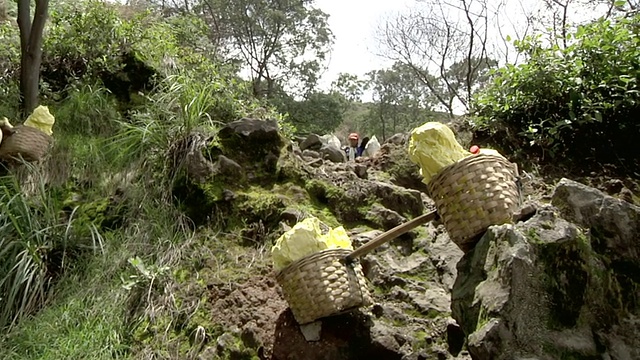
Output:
(275, 248), (353, 280)
(5, 124), (51, 134)
(427, 153), (515, 188)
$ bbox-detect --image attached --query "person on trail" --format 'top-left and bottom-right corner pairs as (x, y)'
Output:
(345, 133), (363, 161)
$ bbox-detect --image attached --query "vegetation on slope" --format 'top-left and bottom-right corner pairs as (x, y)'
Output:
(0, 0), (637, 358)
(0, 1), (285, 358)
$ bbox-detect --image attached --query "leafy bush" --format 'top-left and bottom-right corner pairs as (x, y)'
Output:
(45, 1), (174, 78)
(473, 14), (640, 172)
(0, 21), (21, 120)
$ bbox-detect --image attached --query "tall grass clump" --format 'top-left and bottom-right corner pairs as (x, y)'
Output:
(50, 82), (122, 136)
(0, 170), (104, 331)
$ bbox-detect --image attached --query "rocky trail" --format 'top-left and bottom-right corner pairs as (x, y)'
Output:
(168, 118), (640, 360)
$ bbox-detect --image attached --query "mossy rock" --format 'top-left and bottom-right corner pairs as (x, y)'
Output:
(276, 143), (309, 185)
(59, 186), (128, 234)
(233, 187), (289, 227)
(171, 172), (222, 225)
(304, 179), (372, 226)
(536, 237), (590, 329)
(214, 118), (285, 186)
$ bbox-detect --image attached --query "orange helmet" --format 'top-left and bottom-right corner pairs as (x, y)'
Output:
(348, 133), (359, 140)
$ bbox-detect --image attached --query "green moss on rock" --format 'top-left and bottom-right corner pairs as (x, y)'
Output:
(538, 240), (589, 329)
(304, 179), (373, 226)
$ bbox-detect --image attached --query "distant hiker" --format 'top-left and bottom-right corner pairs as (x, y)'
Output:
(360, 136), (370, 151)
(345, 132), (363, 161)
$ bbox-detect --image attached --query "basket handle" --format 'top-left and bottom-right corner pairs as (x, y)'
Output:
(345, 210), (438, 263)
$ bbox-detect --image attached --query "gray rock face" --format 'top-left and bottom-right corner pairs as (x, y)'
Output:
(180, 118), (639, 360)
(217, 118), (281, 145)
(386, 133), (408, 145)
(215, 117), (284, 183)
(302, 149), (321, 159)
(551, 178), (640, 263)
(300, 133), (323, 151)
(451, 178), (640, 360)
(366, 203), (406, 230)
(318, 143), (346, 163)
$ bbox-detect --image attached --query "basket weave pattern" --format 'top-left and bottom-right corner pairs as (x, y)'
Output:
(276, 248), (372, 325)
(427, 154), (520, 251)
(0, 125), (52, 162)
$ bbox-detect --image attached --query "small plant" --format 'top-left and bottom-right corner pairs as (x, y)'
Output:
(122, 256), (171, 293)
(50, 82), (122, 136)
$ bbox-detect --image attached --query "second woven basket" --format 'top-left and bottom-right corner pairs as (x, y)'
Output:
(275, 248), (372, 325)
(427, 153), (520, 252)
(0, 125), (52, 163)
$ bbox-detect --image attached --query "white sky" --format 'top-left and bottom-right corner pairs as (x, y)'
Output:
(311, 0), (611, 93)
(314, 0), (415, 89)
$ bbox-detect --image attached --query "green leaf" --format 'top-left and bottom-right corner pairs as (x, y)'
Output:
(594, 111), (603, 122)
(614, 0), (626, 7)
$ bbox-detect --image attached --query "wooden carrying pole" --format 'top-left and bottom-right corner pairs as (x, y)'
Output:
(345, 210), (438, 263)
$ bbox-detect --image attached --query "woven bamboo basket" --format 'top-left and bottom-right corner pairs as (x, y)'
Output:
(0, 125), (52, 162)
(427, 153), (520, 252)
(275, 248), (373, 325)
(275, 211), (438, 326)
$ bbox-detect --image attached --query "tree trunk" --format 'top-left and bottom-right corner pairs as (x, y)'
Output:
(0, 0), (8, 22)
(17, 0), (49, 115)
(379, 103), (386, 142)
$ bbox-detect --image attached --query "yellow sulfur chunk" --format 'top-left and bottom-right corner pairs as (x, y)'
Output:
(408, 122), (471, 184)
(24, 105), (55, 136)
(271, 216), (353, 271)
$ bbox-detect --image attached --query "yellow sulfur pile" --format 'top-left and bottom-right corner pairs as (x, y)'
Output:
(271, 216), (353, 271)
(408, 122), (471, 184)
(24, 105), (55, 136)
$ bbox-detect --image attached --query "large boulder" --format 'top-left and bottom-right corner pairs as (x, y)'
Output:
(172, 118), (287, 225)
(300, 134), (323, 151)
(451, 179), (640, 360)
(216, 118), (283, 172)
(319, 143), (346, 163)
(385, 133), (408, 145)
(551, 178), (640, 262)
(321, 134), (342, 149)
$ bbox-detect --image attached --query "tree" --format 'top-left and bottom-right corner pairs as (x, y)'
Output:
(201, 0), (333, 98)
(122, 0), (334, 99)
(0, 0), (8, 22)
(378, 0), (499, 115)
(363, 62), (437, 140)
(513, 0), (639, 51)
(330, 73), (365, 103)
(270, 89), (344, 135)
(17, 0), (49, 114)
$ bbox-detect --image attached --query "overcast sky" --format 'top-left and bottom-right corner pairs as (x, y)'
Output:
(313, 0), (415, 89)
(311, 0), (610, 92)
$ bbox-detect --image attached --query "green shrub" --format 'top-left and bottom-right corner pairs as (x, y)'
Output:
(0, 21), (21, 120)
(473, 14), (640, 172)
(45, 1), (162, 66)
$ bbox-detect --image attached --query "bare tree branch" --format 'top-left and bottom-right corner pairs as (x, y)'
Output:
(377, 0), (496, 115)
